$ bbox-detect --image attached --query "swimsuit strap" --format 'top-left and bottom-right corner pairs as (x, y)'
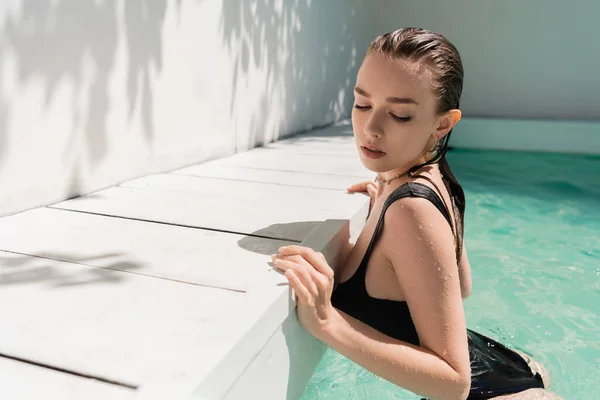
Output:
(356, 181), (453, 280)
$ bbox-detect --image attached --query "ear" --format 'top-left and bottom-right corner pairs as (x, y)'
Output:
(434, 109), (462, 140)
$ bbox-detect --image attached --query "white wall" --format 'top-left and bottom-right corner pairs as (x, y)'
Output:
(3, 1), (597, 218)
(370, 0), (600, 121)
(0, 0), (371, 217)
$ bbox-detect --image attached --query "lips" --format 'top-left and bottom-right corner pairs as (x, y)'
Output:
(360, 145), (386, 159)
(362, 144), (385, 153)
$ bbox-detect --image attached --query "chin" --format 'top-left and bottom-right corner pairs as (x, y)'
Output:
(358, 156), (387, 173)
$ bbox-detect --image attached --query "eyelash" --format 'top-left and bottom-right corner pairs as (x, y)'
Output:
(353, 105), (412, 122)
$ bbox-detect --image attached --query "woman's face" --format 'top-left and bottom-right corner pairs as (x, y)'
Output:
(352, 52), (455, 175)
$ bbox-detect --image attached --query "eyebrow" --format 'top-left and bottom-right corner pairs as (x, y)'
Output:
(354, 86), (419, 105)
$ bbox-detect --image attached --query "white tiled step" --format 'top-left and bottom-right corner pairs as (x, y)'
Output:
(202, 147), (373, 177)
(0, 207), (291, 292)
(0, 357), (135, 400)
(264, 124), (358, 155)
(245, 142), (357, 157)
(172, 124), (372, 189)
(50, 174), (367, 243)
(0, 251), (244, 387)
(173, 164), (370, 191)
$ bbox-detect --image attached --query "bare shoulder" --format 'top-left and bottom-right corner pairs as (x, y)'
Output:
(381, 193), (472, 299)
(381, 194), (455, 251)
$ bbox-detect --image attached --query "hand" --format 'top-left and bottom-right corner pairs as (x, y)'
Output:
(346, 180), (379, 212)
(271, 245), (335, 339)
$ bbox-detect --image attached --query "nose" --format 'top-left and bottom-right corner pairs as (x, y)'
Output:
(364, 110), (383, 138)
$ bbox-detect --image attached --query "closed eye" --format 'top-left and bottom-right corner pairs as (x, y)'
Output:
(355, 104), (411, 122)
(390, 113), (412, 122)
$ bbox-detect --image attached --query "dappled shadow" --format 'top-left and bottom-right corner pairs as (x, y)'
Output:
(1, 0), (366, 217)
(0, 0), (167, 191)
(219, 0), (362, 150)
(0, 251), (145, 288)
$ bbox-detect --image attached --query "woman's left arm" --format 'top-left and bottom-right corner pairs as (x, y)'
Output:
(272, 198), (470, 400)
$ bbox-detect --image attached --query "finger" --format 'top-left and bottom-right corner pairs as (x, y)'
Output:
(285, 270), (311, 303)
(275, 254), (331, 290)
(366, 182), (378, 199)
(346, 181), (371, 193)
(278, 246), (334, 279)
(279, 245), (315, 256)
(273, 258), (319, 295)
(346, 181), (368, 191)
(271, 256), (292, 271)
(273, 254), (320, 276)
(271, 253), (303, 265)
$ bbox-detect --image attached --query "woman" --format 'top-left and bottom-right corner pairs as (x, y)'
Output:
(271, 28), (561, 399)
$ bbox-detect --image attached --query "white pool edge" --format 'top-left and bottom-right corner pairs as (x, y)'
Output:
(135, 204), (369, 400)
(451, 118), (600, 155)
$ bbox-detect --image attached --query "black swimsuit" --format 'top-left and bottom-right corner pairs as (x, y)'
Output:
(330, 182), (545, 399)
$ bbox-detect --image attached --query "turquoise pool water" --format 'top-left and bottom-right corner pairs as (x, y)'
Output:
(301, 150), (600, 399)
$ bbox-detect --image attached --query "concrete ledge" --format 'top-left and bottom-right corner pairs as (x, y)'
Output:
(136, 211), (368, 400)
(451, 118), (600, 155)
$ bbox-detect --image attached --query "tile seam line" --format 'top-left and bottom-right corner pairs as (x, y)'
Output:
(250, 149), (357, 158)
(44, 206), (304, 243)
(0, 248), (248, 293)
(0, 351), (138, 389)
(198, 165), (372, 178)
(161, 173), (350, 192)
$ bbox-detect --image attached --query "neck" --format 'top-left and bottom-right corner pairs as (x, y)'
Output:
(376, 167), (409, 183)
(376, 150), (434, 188)
(375, 167), (412, 197)
(376, 163), (440, 196)
(376, 159), (417, 185)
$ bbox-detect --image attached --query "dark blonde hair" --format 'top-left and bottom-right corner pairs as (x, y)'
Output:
(367, 27), (466, 260)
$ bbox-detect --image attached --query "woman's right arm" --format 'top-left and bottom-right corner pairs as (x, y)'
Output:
(320, 197), (471, 400)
